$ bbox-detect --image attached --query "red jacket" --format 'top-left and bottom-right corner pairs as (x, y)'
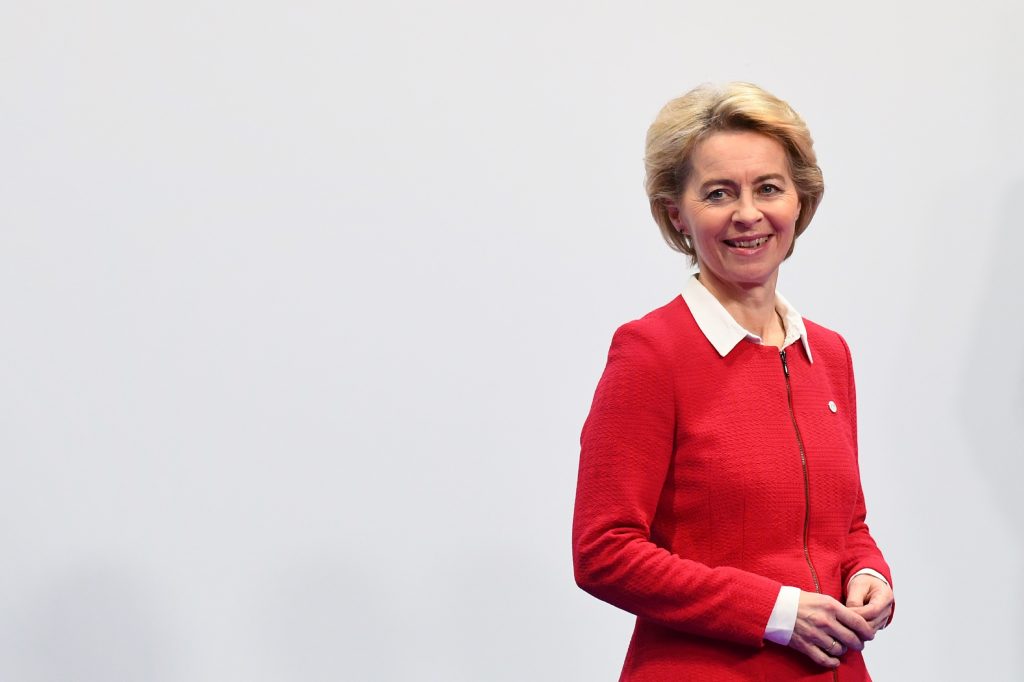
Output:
(572, 296), (892, 681)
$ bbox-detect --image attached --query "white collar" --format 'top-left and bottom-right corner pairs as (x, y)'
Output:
(681, 274), (814, 363)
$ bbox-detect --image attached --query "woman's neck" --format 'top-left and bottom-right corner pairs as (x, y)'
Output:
(696, 271), (785, 345)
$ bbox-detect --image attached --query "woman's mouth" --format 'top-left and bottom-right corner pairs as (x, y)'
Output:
(723, 236), (771, 249)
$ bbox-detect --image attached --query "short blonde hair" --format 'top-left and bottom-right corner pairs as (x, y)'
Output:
(644, 82), (824, 262)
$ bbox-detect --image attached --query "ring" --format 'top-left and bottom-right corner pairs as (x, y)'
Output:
(825, 639), (838, 654)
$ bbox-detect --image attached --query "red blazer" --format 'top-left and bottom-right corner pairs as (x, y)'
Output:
(573, 297), (892, 681)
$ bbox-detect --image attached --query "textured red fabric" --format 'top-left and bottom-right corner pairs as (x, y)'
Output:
(572, 296), (892, 681)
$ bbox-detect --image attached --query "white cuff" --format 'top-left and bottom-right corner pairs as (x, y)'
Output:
(764, 586), (800, 645)
(848, 568), (889, 588)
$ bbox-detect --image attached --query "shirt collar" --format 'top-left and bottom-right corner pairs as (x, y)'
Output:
(681, 274), (813, 363)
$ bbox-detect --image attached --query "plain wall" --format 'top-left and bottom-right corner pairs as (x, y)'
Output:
(1, 1), (1021, 679)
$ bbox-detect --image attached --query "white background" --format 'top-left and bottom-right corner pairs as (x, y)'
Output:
(2, 1), (1021, 680)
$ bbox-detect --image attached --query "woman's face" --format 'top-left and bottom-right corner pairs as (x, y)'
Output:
(668, 130), (801, 295)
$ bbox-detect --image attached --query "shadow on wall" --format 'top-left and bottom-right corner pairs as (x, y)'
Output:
(10, 564), (174, 682)
(959, 177), (1024, 608)
(256, 554), (403, 682)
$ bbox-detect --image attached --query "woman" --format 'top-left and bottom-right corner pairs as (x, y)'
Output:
(572, 83), (894, 681)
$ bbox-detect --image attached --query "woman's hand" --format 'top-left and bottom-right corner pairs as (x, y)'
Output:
(788, 591), (875, 668)
(846, 574), (894, 633)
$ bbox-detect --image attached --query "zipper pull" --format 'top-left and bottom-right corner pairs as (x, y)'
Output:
(780, 349), (789, 377)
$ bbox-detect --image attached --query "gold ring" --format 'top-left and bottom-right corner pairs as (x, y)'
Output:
(825, 639), (838, 654)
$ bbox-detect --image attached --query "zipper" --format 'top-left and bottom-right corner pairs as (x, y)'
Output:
(781, 350), (838, 680)
(780, 350), (821, 594)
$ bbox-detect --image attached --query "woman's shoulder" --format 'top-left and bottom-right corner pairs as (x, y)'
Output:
(612, 295), (695, 340)
(802, 317), (854, 367)
(602, 296), (704, 365)
(803, 316), (841, 339)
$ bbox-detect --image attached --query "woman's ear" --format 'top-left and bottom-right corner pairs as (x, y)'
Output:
(665, 199), (688, 234)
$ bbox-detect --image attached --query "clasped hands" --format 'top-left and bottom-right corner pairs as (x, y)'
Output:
(787, 574), (893, 669)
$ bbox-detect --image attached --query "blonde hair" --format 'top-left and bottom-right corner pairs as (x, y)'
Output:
(644, 82), (824, 262)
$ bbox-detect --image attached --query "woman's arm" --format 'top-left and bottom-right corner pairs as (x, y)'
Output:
(836, 334), (894, 627)
(573, 322), (782, 647)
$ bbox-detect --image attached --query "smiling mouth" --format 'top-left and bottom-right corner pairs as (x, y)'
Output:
(723, 236), (771, 249)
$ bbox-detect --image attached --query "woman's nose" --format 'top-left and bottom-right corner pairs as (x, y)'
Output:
(732, 193), (763, 226)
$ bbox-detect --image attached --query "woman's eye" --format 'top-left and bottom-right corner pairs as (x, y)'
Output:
(705, 189), (727, 201)
(759, 184), (781, 195)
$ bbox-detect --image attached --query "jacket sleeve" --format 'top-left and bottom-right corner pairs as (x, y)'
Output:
(572, 322), (782, 647)
(836, 334), (895, 621)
